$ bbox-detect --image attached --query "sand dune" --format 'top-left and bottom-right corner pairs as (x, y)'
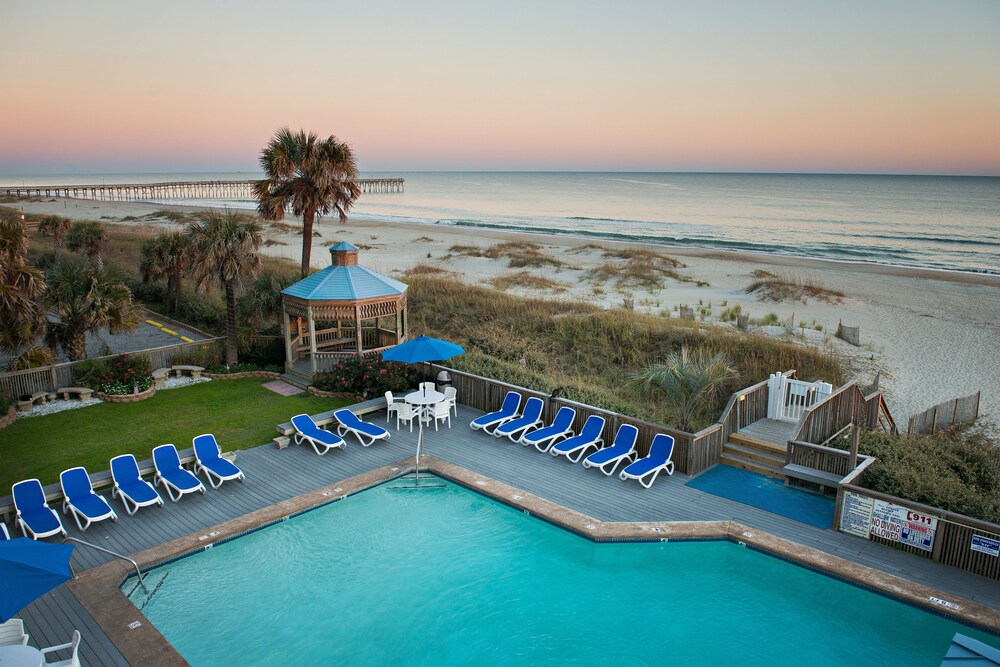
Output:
(13, 197), (999, 427)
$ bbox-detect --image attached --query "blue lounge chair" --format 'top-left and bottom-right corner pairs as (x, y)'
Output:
(152, 444), (206, 502)
(60, 467), (118, 532)
(550, 415), (607, 463)
(620, 434), (676, 488)
(12, 479), (66, 540)
(291, 414), (347, 455)
(193, 434), (246, 489)
(110, 454), (163, 515)
(494, 397), (544, 442)
(582, 424), (639, 475)
(521, 406), (576, 452)
(469, 391), (522, 434)
(334, 409), (390, 447)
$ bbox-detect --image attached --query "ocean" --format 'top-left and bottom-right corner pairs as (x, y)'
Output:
(3, 172), (998, 274)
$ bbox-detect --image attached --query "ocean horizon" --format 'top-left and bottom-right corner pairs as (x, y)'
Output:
(3, 171), (998, 275)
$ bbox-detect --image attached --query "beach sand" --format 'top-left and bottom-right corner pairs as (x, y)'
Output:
(13, 196), (1000, 427)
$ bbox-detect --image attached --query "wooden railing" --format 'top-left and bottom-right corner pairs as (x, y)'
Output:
(0, 338), (223, 398)
(686, 378), (773, 476)
(786, 440), (857, 477)
(419, 365), (701, 473)
(790, 381), (895, 445)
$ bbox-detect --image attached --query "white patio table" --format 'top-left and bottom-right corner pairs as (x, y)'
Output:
(0, 644), (43, 667)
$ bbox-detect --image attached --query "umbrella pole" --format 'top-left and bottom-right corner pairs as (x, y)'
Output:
(415, 414), (423, 485)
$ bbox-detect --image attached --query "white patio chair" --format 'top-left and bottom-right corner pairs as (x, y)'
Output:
(443, 386), (458, 417)
(396, 402), (420, 432)
(0, 618), (29, 647)
(385, 391), (403, 423)
(40, 629), (81, 667)
(432, 401), (451, 430)
(418, 382), (435, 393)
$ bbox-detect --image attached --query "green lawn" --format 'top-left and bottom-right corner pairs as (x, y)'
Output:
(0, 379), (352, 492)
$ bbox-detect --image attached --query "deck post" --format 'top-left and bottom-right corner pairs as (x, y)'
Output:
(308, 306), (318, 376)
(282, 310), (293, 372)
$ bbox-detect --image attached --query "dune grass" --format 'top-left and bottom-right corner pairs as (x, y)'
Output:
(0, 379), (349, 491)
(579, 246), (706, 290)
(407, 275), (844, 428)
(747, 269), (845, 303)
(490, 271), (569, 292)
(448, 241), (568, 269)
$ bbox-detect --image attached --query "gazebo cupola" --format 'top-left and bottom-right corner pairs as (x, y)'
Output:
(280, 242), (409, 377)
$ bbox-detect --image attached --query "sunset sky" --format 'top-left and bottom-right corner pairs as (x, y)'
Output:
(2, 0), (998, 175)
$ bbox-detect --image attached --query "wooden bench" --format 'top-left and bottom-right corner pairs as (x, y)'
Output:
(274, 397), (387, 446)
(152, 367), (171, 388)
(783, 463), (843, 490)
(56, 387), (93, 402)
(0, 447), (198, 522)
(16, 391), (56, 412)
(171, 365), (204, 380)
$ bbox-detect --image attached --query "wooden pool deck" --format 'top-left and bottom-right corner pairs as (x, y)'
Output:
(17, 403), (1000, 666)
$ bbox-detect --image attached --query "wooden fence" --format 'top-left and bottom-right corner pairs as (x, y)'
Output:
(836, 477), (1000, 581)
(790, 381), (896, 444)
(420, 365), (712, 475)
(0, 338), (223, 398)
(907, 391), (981, 436)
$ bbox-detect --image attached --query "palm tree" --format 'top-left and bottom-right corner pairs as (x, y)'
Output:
(253, 127), (361, 278)
(67, 221), (108, 271)
(140, 231), (190, 313)
(0, 212), (49, 369)
(38, 215), (73, 262)
(629, 347), (739, 431)
(188, 211), (262, 365)
(44, 258), (141, 361)
(237, 270), (297, 351)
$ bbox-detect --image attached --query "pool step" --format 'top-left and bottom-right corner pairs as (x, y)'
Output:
(720, 441), (786, 479)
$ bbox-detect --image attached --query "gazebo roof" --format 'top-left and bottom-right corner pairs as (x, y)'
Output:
(281, 246), (408, 302)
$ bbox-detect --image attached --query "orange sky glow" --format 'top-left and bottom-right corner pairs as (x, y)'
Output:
(1, 1), (998, 175)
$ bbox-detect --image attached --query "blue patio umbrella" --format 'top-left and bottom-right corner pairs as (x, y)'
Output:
(381, 335), (465, 365)
(382, 336), (465, 488)
(0, 538), (74, 622)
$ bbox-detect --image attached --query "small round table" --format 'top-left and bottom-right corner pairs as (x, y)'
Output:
(0, 645), (44, 667)
(404, 389), (445, 484)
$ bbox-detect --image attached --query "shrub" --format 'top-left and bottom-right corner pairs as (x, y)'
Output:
(72, 359), (106, 388)
(93, 353), (154, 395)
(313, 355), (419, 398)
(860, 424), (1000, 523)
(171, 343), (224, 368)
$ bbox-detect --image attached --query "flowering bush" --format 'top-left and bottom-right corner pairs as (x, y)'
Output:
(96, 353), (153, 395)
(313, 354), (418, 398)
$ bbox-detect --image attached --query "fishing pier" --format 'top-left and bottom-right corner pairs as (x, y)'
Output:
(2, 178), (404, 201)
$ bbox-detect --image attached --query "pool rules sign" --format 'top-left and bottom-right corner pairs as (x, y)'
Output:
(840, 492), (938, 552)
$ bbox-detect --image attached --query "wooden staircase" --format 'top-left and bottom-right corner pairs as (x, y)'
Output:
(721, 433), (787, 478)
(720, 418), (798, 478)
(280, 369), (312, 389)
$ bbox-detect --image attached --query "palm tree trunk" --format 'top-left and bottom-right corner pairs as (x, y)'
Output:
(167, 273), (181, 313)
(91, 250), (104, 272)
(224, 281), (238, 365)
(53, 234), (63, 262)
(300, 208), (315, 278)
(67, 332), (87, 361)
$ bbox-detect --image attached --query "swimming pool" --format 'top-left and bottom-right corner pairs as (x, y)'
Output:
(125, 478), (1000, 666)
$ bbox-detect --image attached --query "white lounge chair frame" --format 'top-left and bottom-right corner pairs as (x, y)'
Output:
(335, 410), (391, 447)
(291, 415), (347, 455)
(619, 435), (676, 489)
(110, 454), (164, 515)
(60, 467), (118, 532)
(12, 479), (67, 540)
(193, 435), (246, 489)
(152, 445), (207, 502)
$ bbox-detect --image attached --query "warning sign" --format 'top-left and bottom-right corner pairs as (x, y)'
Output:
(869, 500), (938, 552)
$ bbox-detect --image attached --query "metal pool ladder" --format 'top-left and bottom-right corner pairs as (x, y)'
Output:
(64, 537), (148, 593)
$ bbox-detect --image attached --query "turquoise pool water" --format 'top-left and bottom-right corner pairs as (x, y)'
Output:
(126, 479), (999, 666)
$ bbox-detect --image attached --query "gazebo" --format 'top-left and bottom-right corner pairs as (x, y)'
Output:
(280, 242), (409, 377)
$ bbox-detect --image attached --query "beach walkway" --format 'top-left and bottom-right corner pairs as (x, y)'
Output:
(18, 403), (1000, 666)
